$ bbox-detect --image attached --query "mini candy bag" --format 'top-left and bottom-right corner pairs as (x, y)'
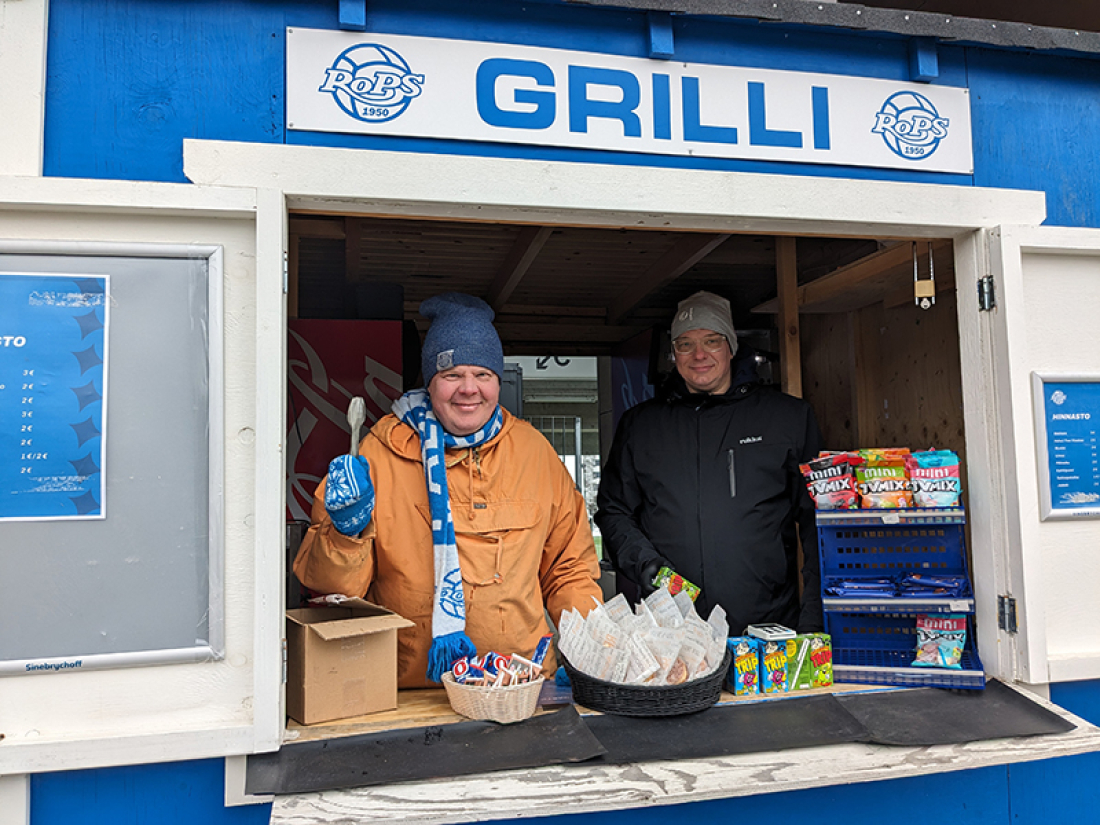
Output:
(912, 614), (967, 669)
(800, 452), (863, 510)
(857, 448), (913, 508)
(907, 449), (962, 508)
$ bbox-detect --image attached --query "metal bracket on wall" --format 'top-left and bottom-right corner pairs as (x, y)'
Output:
(339, 0), (367, 31)
(998, 594), (1018, 633)
(978, 275), (996, 311)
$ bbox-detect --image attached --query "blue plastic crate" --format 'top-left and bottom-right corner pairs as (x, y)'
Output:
(825, 611), (985, 690)
(818, 521), (969, 579)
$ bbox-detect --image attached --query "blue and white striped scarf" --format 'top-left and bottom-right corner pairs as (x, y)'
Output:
(392, 389), (505, 682)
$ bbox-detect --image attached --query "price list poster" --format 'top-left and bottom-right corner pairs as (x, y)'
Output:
(1, 273), (109, 521)
(1040, 379), (1100, 518)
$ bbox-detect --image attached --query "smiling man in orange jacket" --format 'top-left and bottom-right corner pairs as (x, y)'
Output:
(294, 292), (602, 688)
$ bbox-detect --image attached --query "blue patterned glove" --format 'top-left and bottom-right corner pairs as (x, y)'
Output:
(324, 455), (374, 537)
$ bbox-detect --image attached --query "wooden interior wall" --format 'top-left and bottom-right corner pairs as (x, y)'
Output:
(801, 314), (856, 450)
(800, 293), (967, 470)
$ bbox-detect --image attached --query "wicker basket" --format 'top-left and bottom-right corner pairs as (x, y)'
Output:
(441, 673), (545, 724)
(561, 647), (732, 717)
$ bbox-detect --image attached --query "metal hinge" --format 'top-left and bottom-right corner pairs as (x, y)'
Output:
(978, 275), (996, 311)
(282, 251), (289, 295)
(281, 638), (288, 684)
(998, 595), (1018, 633)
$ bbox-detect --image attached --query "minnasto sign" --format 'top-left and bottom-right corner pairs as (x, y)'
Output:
(286, 28), (973, 174)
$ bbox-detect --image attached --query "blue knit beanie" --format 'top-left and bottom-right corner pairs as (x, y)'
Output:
(420, 293), (504, 384)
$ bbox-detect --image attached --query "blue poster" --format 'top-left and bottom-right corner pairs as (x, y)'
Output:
(0, 273), (108, 520)
(1041, 380), (1100, 516)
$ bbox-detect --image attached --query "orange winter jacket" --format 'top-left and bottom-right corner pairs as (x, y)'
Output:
(293, 408), (603, 688)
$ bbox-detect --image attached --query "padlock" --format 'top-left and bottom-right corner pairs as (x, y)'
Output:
(913, 241), (936, 310)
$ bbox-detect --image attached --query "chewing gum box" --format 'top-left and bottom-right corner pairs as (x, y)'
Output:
(725, 636), (761, 696)
(760, 639), (788, 694)
(785, 633), (833, 692)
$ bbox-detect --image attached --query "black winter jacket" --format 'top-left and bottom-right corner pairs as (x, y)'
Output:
(595, 352), (824, 635)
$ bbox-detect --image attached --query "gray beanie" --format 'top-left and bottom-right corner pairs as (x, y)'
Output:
(671, 291), (738, 356)
(420, 292), (505, 384)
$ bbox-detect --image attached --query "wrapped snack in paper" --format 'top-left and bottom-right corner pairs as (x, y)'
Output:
(785, 634), (833, 691)
(592, 645), (630, 682)
(644, 586), (686, 628)
(652, 566), (701, 601)
(727, 637), (762, 696)
(907, 449), (962, 508)
(641, 625), (686, 684)
(601, 592), (633, 625)
(857, 448), (913, 508)
(677, 636), (708, 680)
(587, 608), (626, 650)
(624, 633), (661, 684)
(634, 600), (660, 630)
(672, 589), (696, 619)
(706, 604), (729, 643)
(682, 614), (718, 676)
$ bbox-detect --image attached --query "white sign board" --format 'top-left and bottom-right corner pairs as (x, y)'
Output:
(287, 28), (973, 174)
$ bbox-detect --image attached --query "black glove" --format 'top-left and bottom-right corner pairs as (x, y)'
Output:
(638, 558), (665, 598)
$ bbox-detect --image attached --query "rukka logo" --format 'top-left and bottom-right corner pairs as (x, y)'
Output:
(319, 43), (424, 123)
(872, 91), (950, 160)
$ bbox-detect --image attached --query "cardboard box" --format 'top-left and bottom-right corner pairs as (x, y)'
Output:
(286, 599), (414, 725)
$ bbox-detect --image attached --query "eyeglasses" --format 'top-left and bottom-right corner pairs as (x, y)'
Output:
(672, 335), (727, 354)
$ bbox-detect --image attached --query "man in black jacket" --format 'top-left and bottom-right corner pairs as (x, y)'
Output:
(596, 291), (824, 635)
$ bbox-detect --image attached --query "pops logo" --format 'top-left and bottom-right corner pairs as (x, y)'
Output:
(872, 91), (950, 160)
(319, 43), (425, 123)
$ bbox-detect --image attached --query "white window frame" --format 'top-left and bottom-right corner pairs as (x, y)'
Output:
(184, 136), (1052, 686)
(0, 176), (284, 777)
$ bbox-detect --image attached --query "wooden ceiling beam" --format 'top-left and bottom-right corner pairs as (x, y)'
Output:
(289, 217), (346, 239)
(752, 239), (952, 314)
(487, 226), (554, 311)
(607, 233), (731, 325)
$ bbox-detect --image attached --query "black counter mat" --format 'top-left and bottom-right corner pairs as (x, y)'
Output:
(582, 693), (870, 764)
(835, 678), (1077, 746)
(246, 705), (606, 795)
(249, 680), (1078, 795)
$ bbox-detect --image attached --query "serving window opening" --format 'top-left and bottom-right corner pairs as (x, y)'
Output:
(283, 211), (966, 741)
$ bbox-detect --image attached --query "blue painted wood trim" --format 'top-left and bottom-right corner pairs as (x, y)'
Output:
(31, 758), (272, 825)
(339, 0), (367, 32)
(909, 37), (939, 82)
(648, 11), (674, 60)
(27, 751), (1100, 825)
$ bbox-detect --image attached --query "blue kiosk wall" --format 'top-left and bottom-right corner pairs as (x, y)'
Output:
(31, 1), (1100, 822)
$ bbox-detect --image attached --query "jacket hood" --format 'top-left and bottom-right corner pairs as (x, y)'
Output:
(372, 404), (518, 459)
(656, 343), (762, 402)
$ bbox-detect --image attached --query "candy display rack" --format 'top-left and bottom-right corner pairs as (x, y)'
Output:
(817, 508), (985, 690)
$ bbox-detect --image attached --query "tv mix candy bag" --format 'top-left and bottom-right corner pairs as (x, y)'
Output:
(799, 452), (863, 510)
(856, 448), (913, 508)
(907, 449), (962, 508)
